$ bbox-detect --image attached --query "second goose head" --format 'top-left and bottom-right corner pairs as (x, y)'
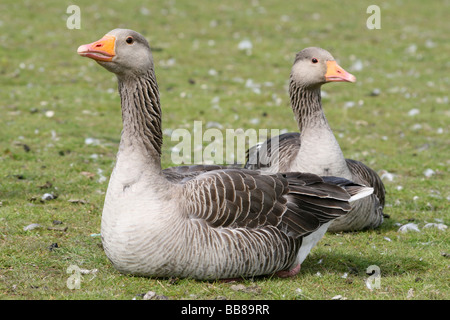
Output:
(290, 47), (356, 89)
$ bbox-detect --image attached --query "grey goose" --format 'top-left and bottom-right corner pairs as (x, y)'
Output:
(77, 30), (373, 280)
(245, 47), (385, 232)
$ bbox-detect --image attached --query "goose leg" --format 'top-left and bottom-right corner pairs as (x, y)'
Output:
(274, 263), (301, 278)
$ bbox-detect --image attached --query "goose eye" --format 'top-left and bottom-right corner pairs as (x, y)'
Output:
(126, 36), (134, 44)
(312, 58), (318, 64)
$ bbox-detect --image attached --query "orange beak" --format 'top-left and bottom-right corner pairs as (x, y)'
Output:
(77, 35), (116, 61)
(325, 61), (356, 83)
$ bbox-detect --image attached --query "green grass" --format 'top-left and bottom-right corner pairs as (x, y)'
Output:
(0, 0), (449, 300)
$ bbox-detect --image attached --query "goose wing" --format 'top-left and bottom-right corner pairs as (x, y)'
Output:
(179, 169), (367, 238)
(279, 172), (371, 234)
(163, 164), (228, 183)
(245, 132), (301, 171)
(163, 164), (244, 183)
(345, 159), (385, 207)
(180, 169), (289, 229)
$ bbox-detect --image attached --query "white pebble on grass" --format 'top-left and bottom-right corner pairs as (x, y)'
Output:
(398, 223), (420, 233)
(23, 223), (42, 231)
(237, 39), (252, 55)
(208, 69), (218, 76)
(45, 110), (55, 118)
(79, 268), (98, 275)
(380, 170), (395, 182)
(350, 59), (363, 72)
(206, 121), (223, 129)
(211, 96), (220, 105)
(85, 137), (101, 145)
(97, 168), (107, 183)
(143, 291), (156, 300)
(423, 168), (435, 177)
(140, 7), (150, 16)
(245, 79), (261, 94)
(41, 193), (54, 201)
(408, 108), (420, 116)
(249, 118), (260, 125)
(425, 39), (436, 48)
(405, 44), (417, 54)
(423, 223), (447, 231)
(344, 101), (355, 108)
(331, 295), (347, 300)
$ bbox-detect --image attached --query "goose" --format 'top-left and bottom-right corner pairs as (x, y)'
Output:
(245, 47), (385, 232)
(77, 30), (373, 280)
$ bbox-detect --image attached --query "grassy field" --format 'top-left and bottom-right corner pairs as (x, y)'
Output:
(0, 0), (448, 300)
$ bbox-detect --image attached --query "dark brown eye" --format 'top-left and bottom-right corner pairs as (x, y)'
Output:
(126, 36), (134, 44)
(312, 58), (318, 64)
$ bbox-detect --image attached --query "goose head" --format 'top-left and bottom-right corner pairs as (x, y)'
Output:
(290, 47), (356, 89)
(77, 28), (153, 77)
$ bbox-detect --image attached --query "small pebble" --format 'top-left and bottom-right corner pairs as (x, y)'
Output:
(206, 121), (223, 129)
(423, 168), (435, 177)
(350, 59), (363, 72)
(380, 170), (395, 182)
(331, 295), (347, 300)
(230, 284), (246, 291)
(423, 223), (447, 231)
(79, 268), (98, 275)
(398, 223), (420, 233)
(45, 110), (54, 118)
(41, 193), (54, 201)
(85, 137), (100, 145)
(23, 223), (42, 231)
(143, 291), (156, 300)
(370, 88), (381, 96)
(408, 108), (420, 116)
(237, 39), (252, 54)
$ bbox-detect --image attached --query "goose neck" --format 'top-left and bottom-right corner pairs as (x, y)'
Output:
(117, 70), (163, 171)
(289, 81), (329, 132)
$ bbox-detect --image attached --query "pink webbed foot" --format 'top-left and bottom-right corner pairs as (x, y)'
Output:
(274, 263), (301, 278)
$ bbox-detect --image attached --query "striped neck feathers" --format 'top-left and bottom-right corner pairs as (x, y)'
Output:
(289, 80), (329, 131)
(118, 69), (163, 158)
